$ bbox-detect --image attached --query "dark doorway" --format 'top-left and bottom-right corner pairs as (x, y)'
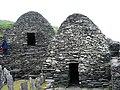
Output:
(27, 33), (36, 46)
(69, 63), (79, 86)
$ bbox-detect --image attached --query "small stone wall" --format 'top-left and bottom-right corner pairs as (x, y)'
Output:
(111, 57), (120, 90)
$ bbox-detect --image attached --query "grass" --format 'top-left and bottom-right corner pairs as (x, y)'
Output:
(1, 80), (46, 90)
(0, 20), (14, 30)
(0, 34), (4, 37)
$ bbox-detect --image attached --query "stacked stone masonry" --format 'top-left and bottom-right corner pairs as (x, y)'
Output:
(1, 12), (119, 89)
(111, 57), (120, 90)
(4, 11), (55, 77)
(43, 13), (111, 88)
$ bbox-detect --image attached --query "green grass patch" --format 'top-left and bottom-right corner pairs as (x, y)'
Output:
(0, 34), (4, 37)
(41, 81), (47, 90)
(0, 20), (14, 30)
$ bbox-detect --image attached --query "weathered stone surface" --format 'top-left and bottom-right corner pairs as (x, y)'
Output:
(109, 41), (120, 57)
(14, 11), (55, 40)
(6, 74), (14, 90)
(4, 11), (55, 77)
(111, 57), (120, 90)
(43, 13), (111, 87)
(35, 77), (41, 90)
(20, 82), (28, 90)
(30, 77), (36, 90)
(0, 65), (2, 89)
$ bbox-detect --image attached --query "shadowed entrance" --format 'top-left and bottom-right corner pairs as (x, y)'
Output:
(69, 63), (79, 86)
(27, 33), (36, 46)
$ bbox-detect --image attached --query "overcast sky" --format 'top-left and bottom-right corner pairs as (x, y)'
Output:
(0, 0), (120, 41)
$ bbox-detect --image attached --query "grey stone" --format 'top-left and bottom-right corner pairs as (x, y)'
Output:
(40, 75), (45, 84)
(35, 77), (41, 90)
(30, 77), (36, 90)
(0, 65), (2, 89)
(20, 82), (28, 90)
(44, 82), (52, 89)
(43, 13), (111, 87)
(6, 74), (14, 90)
(4, 11), (55, 77)
(111, 57), (120, 90)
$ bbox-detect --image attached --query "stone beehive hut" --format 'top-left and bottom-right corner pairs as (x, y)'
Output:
(43, 14), (111, 87)
(5, 11), (55, 75)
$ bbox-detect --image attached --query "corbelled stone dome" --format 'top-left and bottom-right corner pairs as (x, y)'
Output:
(43, 13), (111, 87)
(4, 11), (55, 77)
(14, 11), (55, 39)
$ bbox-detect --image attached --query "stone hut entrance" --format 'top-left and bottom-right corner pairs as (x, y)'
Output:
(69, 63), (79, 86)
(27, 33), (36, 46)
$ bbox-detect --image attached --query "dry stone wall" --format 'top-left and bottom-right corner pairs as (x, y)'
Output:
(43, 13), (111, 87)
(4, 11), (55, 77)
(111, 57), (120, 90)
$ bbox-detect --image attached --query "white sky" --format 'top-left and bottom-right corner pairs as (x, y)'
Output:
(0, 0), (120, 41)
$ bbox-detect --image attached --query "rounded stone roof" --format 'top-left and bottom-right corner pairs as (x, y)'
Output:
(58, 13), (100, 33)
(14, 11), (55, 39)
(47, 13), (110, 72)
